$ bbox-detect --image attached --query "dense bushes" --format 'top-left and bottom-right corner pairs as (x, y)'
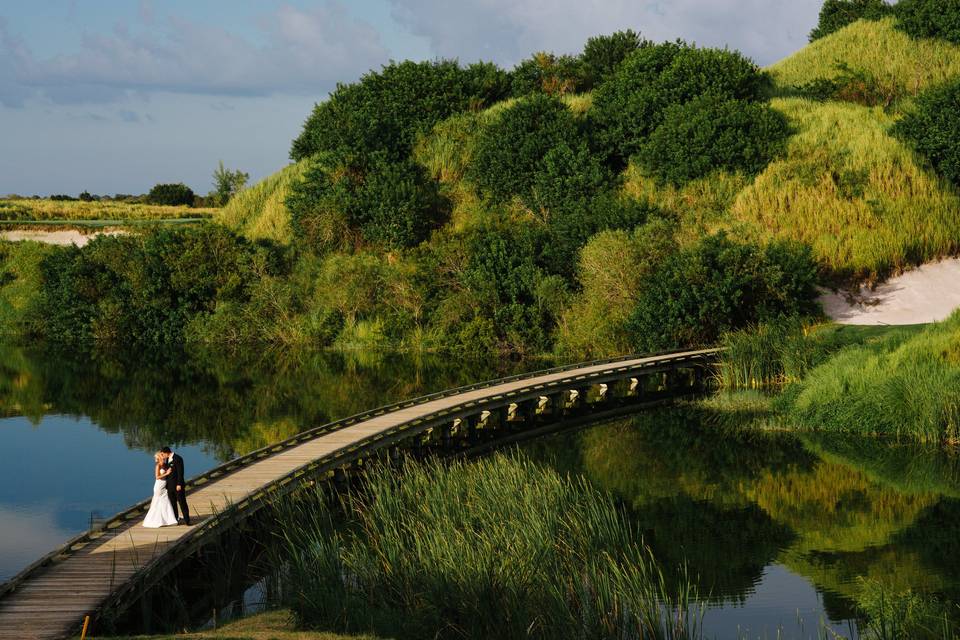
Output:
(287, 154), (447, 251)
(894, 79), (960, 188)
(469, 94), (586, 203)
(290, 60), (510, 162)
(636, 96), (791, 184)
(591, 43), (771, 166)
(31, 226), (290, 346)
(147, 183), (195, 206)
(809, 0), (892, 41)
(895, 0), (960, 44)
(510, 52), (585, 97)
(627, 234), (820, 351)
(581, 30), (644, 89)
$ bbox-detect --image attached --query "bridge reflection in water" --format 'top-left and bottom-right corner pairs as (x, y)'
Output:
(0, 349), (720, 639)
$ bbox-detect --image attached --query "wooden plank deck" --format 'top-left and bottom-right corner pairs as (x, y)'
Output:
(0, 349), (718, 639)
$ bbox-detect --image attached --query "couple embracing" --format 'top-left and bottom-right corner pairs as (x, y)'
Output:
(143, 447), (191, 528)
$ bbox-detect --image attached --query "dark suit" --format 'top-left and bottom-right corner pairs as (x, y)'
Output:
(165, 453), (190, 524)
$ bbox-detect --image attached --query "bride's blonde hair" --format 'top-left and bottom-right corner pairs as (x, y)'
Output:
(153, 451), (164, 464)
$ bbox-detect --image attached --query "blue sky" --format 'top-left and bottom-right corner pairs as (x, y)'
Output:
(0, 0), (822, 196)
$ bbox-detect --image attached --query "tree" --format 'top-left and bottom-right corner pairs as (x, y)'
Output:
(580, 30), (645, 89)
(147, 183), (195, 206)
(809, 0), (891, 41)
(211, 161), (249, 206)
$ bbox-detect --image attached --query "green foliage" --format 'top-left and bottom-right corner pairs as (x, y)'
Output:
(290, 60), (510, 162)
(510, 52), (585, 97)
(894, 78), (960, 189)
(210, 161), (249, 207)
(147, 182), (195, 206)
(0, 241), (50, 334)
(895, 0), (960, 44)
(275, 454), (704, 639)
(580, 30), (644, 89)
(781, 311), (960, 443)
(627, 234), (820, 351)
(809, 0), (892, 41)
(636, 95), (791, 185)
(591, 43), (770, 165)
(31, 226), (289, 346)
(468, 94), (584, 203)
(287, 154), (446, 251)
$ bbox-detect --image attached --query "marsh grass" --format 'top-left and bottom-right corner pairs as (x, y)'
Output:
(768, 18), (960, 104)
(782, 313), (960, 443)
(274, 454), (705, 640)
(0, 198), (214, 221)
(215, 161), (309, 244)
(729, 97), (960, 282)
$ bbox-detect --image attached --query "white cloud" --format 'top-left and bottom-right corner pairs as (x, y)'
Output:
(0, 2), (390, 107)
(387, 0), (822, 67)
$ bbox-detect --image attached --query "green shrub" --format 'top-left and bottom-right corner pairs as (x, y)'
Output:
(636, 95), (791, 185)
(287, 154), (446, 251)
(32, 226), (289, 346)
(468, 94), (584, 204)
(895, 0), (960, 44)
(147, 182), (194, 206)
(0, 241), (53, 335)
(627, 234), (820, 351)
(290, 60), (510, 162)
(808, 0), (892, 41)
(580, 30), (644, 89)
(591, 43), (770, 164)
(510, 52), (585, 96)
(894, 79), (960, 188)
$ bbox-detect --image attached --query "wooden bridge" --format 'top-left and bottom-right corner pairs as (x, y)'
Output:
(0, 348), (720, 639)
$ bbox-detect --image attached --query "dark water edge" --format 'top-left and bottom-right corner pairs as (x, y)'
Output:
(5, 345), (960, 638)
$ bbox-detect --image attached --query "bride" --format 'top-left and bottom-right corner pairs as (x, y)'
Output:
(143, 451), (179, 528)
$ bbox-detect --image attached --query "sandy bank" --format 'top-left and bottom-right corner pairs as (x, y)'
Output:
(820, 258), (960, 325)
(0, 229), (125, 247)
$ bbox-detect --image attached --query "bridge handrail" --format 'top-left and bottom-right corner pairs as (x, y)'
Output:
(0, 348), (722, 602)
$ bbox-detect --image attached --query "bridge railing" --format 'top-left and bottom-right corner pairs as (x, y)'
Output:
(0, 348), (722, 606)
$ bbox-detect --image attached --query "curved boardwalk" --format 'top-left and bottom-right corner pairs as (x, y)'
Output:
(0, 349), (719, 639)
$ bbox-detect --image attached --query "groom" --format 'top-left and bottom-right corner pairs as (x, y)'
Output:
(161, 446), (191, 525)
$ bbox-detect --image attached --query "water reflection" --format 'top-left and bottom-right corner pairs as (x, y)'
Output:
(522, 407), (960, 636)
(0, 344), (535, 581)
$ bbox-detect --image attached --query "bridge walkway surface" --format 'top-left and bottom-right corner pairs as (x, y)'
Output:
(0, 348), (720, 639)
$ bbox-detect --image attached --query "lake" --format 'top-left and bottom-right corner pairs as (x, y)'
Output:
(3, 344), (959, 639)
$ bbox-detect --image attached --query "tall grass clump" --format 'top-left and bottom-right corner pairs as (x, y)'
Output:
(856, 577), (957, 640)
(215, 160), (309, 244)
(729, 97), (960, 282)
(276, 454), (705, 640)
(782, 312), (960, 443)
(769, 18), (960, 102)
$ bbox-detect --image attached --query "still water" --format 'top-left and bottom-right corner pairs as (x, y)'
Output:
(3, 344), (960, 638)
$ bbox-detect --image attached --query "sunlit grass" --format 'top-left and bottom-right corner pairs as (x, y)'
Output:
(768, 17), (960, 103)
(728, 97), (960, 281)
(215, 160), (309, 244)
(0, 198), (214, 221)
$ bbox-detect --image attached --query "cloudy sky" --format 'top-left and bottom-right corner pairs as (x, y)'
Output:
(0, 0), (822, 196)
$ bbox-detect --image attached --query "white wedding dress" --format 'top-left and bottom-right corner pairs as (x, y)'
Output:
(143, 477), (179, 528)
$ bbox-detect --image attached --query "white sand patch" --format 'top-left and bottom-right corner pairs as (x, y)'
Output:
(820, 258), (960, 325)
(0, 229), (125, 247)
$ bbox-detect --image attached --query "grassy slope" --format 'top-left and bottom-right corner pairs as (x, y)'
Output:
(214, 160), (308, 245)
(768, 17), (960, 99)
(729, 97), (960, 281)
(0, 199), (214, 221)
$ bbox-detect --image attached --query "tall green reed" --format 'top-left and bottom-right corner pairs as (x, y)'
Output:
(271, 454), (705, 639)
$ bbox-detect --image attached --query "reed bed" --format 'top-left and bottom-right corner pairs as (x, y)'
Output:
(729, 97), (960, 282)
(0, 198), (214, 221)
(215, 160), (309, 244)
(767, 18), (960, 102)
(274, 454), (705, 640)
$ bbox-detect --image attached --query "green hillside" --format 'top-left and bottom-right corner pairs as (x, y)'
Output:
(214, 159), (308, 244)
(768, 17), (960, 102)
